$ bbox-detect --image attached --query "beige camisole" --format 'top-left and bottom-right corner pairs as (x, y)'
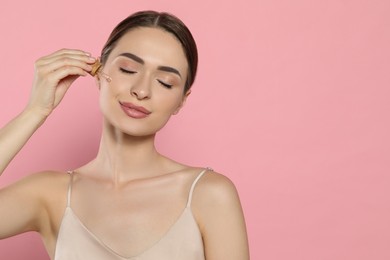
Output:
(54, 168), (211, 260)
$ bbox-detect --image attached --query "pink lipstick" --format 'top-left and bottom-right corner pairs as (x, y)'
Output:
(119, 102), (151, 119)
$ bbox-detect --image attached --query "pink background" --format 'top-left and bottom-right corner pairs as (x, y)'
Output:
(1, 0), (389, 259)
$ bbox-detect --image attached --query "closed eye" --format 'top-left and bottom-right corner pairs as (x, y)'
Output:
(157, 80), (173, 89)
(120, 68), (136, 74)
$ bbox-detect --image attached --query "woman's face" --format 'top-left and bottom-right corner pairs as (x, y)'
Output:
(98, 27), (190, 136)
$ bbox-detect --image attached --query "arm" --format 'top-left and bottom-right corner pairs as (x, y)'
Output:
(0, 49), (94, 174)
(0, 49), (95, 239)
(194, 172), (250, 260)
(0, 109), (46, 173)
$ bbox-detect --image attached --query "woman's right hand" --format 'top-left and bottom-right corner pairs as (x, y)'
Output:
(26, 49), (96, 118)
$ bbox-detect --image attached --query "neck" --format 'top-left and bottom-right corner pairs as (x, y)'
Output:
(91, 122), (163, 183)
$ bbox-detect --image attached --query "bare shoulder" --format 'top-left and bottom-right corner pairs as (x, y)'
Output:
(7, 170), (70, 195)
(191, 169), (244, 226)
(191, 169), (250, 259)
(2, 170), (71, 213)
(193, 169), (241, 207)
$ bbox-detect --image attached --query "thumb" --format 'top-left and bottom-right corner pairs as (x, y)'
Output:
(53, 75), (79, 108)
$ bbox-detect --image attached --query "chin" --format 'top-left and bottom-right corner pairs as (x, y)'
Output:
(104, 117), (170, 138)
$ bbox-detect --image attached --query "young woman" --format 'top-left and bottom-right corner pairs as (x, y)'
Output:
(0, 11), (249, 260)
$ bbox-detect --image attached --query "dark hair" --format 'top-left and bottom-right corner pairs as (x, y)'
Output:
(100, 10), (198, 93)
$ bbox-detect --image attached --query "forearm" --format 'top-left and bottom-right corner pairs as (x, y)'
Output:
(0, 108), (46, 174)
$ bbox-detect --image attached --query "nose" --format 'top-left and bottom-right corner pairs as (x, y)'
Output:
(130, 74), (151, 100)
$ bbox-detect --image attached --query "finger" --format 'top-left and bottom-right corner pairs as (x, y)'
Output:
(39, 52), (95, 64)
(36, 49), (94, 68)
(45, 66), (88, 85)
(38, 56), (95, 75)
(56, 75), (78, 96)
(39, 48), (90, 61)
(51, 75), (79, 109)
(37, 54), (96, 72)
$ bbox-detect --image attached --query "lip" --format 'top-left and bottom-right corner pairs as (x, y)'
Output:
(119, 101), (151, 119)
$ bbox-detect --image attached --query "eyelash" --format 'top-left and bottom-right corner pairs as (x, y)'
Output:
(157, 80), (173, 89)
(120, 68), (136, 74)
(120, 68), (173, 89)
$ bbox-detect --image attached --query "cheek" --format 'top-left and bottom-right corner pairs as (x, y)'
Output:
(98, 83), (120, 115)
(154, 92), (183, 114)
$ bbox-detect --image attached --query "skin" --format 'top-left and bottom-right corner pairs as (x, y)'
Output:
(0, 28), (249, 259)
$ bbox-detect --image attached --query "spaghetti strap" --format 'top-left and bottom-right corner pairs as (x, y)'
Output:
(66, 171), (74, 208)
(186, 167), (213, 208)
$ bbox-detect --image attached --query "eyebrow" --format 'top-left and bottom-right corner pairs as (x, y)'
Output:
(118, 52), (182, 78)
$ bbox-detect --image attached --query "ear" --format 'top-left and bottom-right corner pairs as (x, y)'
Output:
(173, 90), (191, 115)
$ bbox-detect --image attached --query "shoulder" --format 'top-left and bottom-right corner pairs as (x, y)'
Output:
(11, 170), (70, 192)
(3, 170), (71, 207)
(191, 169), (244, 228)
(193, 169), (240, 207)
(191, 169), (250, 259)
(3, 170), (69, 190)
